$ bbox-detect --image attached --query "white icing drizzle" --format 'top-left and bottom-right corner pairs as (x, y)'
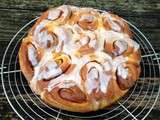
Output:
(79, 35), (97, 48)
(103, 13), (122, 32)
(104, 30), (130, 43)
(112, 56), (128, 69)
(48, 79), (76, 92)
(94, 51), (112, 62)
(54, 27), (69, 43)
(48, 9), (61, 20)
(81, 31), (97, 48)
(86, 62), (111, 94)
(80, 36), (90, 45)
(103, 61), (112, 71)
(114, 40), (128, 55)
(117, 64), (128, 79)
(34, 20), (48, 37)
(131, 40), (140, 51)
(111, 56), (128, 79)
(47, 55), (91, 92)
(27, 45), (38, 66)
(99, 71), (111, 93)
(37, 30), (53, 48)
(34, 20), (55, 48)
(80, 15), (94, 22)
(30, 50), (62, 92)
(54, 27), (69, 52)
(102, 30), (140, 52)
(109, 20), (121, 32)
(38, 60), (62, 80)
(89, 39), (97, 48)
(95, 28), (106, 51)
(48, 5), (71, 22)
(73, 24), (83, 34)
(86, 67), (99, 93)
(29, 6), (140, 94)
(58, 5), (71, 20)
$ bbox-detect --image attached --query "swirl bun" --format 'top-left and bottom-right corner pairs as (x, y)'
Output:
(19, 5), (141, 112)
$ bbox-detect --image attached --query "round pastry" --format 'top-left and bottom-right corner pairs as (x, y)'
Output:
(19, 5), (141, 112)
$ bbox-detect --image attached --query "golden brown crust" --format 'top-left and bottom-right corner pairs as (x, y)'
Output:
(19, 37), (34, 81)
(18, 5), (141, 112)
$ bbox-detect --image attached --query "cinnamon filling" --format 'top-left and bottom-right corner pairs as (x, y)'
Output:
(54, 55), (71, 74)
(59, 86), (86, 103)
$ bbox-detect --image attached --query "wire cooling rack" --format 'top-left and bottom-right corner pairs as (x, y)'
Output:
(1, 12), (160, 120)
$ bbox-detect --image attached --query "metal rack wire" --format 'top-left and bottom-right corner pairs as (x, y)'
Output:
(1, 12), (160, 120)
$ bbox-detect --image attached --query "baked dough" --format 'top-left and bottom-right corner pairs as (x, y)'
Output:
(19, 5), (141, 112)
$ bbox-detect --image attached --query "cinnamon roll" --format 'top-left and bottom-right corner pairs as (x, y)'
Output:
(19, 5), (141, 112)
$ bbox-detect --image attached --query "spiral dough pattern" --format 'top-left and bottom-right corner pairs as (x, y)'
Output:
(19, 5), (141, 112)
